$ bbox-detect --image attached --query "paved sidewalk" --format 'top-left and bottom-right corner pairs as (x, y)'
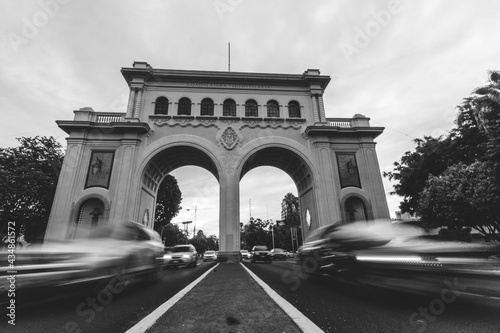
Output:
(128, 263), (305, 333)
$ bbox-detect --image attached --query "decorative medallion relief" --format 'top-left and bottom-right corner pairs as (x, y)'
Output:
(217, 126), (242, 150)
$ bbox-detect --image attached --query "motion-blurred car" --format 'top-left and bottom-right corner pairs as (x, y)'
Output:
(299, 220), (500, 297)
(203, 250), (217, 262)
(270, 248), (287, 261)
(251, 245), (271, 263)
(0, 221), (165, 294)
(240, 250), (251, 260)
(162, 244), (198, 268)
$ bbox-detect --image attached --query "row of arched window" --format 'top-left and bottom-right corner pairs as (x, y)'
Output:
(154, 97), (302, 118)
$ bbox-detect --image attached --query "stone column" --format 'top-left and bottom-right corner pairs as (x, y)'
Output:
(217, 162), (241, 262)
(45, 140), (87, 241)
(134, 88), (143, 119)
(311, 94), (319, 123)
(314, 143), (342, 226)
(109, 139), (140, 223)
(126, 88), (136, 118)
(317, 94), (326, 123)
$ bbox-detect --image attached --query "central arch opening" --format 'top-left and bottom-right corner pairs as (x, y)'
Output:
(239, 147), (313, 252)
(170, 166), (220, 239)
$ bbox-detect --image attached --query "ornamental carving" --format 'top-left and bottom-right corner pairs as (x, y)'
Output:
(219, 126), (240, 150)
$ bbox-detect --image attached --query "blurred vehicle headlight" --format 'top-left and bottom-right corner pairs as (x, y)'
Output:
(163, 254), (172, 260)
(356, 255), (422, 263)
(182, 254), (191, 259)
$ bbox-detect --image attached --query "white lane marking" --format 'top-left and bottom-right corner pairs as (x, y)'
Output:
(459, 291), (500, 301)
(125, 263), (220, 333)
(240, 263), (325, 333)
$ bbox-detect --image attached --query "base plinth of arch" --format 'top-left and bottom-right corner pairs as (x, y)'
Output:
(216, 251), (241, 263)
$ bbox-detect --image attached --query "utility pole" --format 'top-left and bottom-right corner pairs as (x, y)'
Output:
(269, 219), (275, 249)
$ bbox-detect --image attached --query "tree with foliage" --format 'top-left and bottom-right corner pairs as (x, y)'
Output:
(383, 136), (456, 215)
(281, 193), (300, 227)
(385, 70), (500, 240)
(189, 229), (208, 253)
(240, 217), (272, 250)
(417, 161), (500, 239)
(205, 234), (219, 251)
(0, 136), (64, 243)
(153, 174), (182, 244)
(471, 70), (500, 186)
(161, 223), (188, 246)
(279, 193), (302, 250)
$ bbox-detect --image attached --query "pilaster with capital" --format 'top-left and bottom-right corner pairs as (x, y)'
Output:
(133, 88), (143, 119)
(311, 94), (319, 123)
(317, 94), (326, 123)
(126, 88), (136, 118)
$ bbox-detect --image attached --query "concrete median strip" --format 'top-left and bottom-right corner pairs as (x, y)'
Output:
(240, 263), (325, 333)
(125, 262), (323, 332)
(124, 263), (220, 333)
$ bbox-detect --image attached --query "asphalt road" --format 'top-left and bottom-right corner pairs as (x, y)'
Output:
(2, 261), (217, 333)
(243, 258), (500, 333)
(5, 259), (499, 333)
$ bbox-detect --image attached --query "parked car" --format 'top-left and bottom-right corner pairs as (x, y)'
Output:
(203, 250), (217, 262)
(270, 248), (287, 261)
(162, 244), (198, 268)
(251, 245), (271, 263)
(0, 221), (165, 293)
(240, 250), (251, 260)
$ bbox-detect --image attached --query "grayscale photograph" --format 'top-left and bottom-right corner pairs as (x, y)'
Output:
(1, 0), (499, 332)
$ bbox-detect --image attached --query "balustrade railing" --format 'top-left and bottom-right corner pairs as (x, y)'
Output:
(95, 114), (124, 123)
(327, 118), (352, 127)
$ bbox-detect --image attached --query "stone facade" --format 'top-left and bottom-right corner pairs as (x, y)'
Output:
(45, 62), (390, 253)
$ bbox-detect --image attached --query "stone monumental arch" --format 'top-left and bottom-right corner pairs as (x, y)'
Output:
(45, 61), (390, 259)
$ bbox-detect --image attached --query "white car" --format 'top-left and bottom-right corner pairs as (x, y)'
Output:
(203, 250), (217, 262)
(0, 221), (165, 292)
(240, 250), (251, 260)
(162, 244), (198, 268)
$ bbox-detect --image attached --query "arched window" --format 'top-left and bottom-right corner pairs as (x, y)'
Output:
(200, 98), (214, 116)
(245, 99), (258, 117)
(345, 197), (367, 223)
(266, 100), (280, 117)
(223, 99), (237, 116)
(288, 101), (301, 118)
(154, 97), (169, 115)
(178, 98), (192, 115)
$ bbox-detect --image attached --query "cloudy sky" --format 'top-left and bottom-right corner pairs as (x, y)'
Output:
(1, 0), (499, 237)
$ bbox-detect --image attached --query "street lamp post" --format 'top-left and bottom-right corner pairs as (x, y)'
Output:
(269, 219), (275, 249)
(160, 224), (168, 243)
(182, 221), (192, 243)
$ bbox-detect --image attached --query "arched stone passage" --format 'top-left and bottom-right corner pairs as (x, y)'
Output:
(240, 147), (313, 191)
(46, 62), (390, 254)
(240, 146), (317, 236)
(139, 145), (220, 229)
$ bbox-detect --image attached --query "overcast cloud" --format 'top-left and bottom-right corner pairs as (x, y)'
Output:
(1, 0), (499, 237)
